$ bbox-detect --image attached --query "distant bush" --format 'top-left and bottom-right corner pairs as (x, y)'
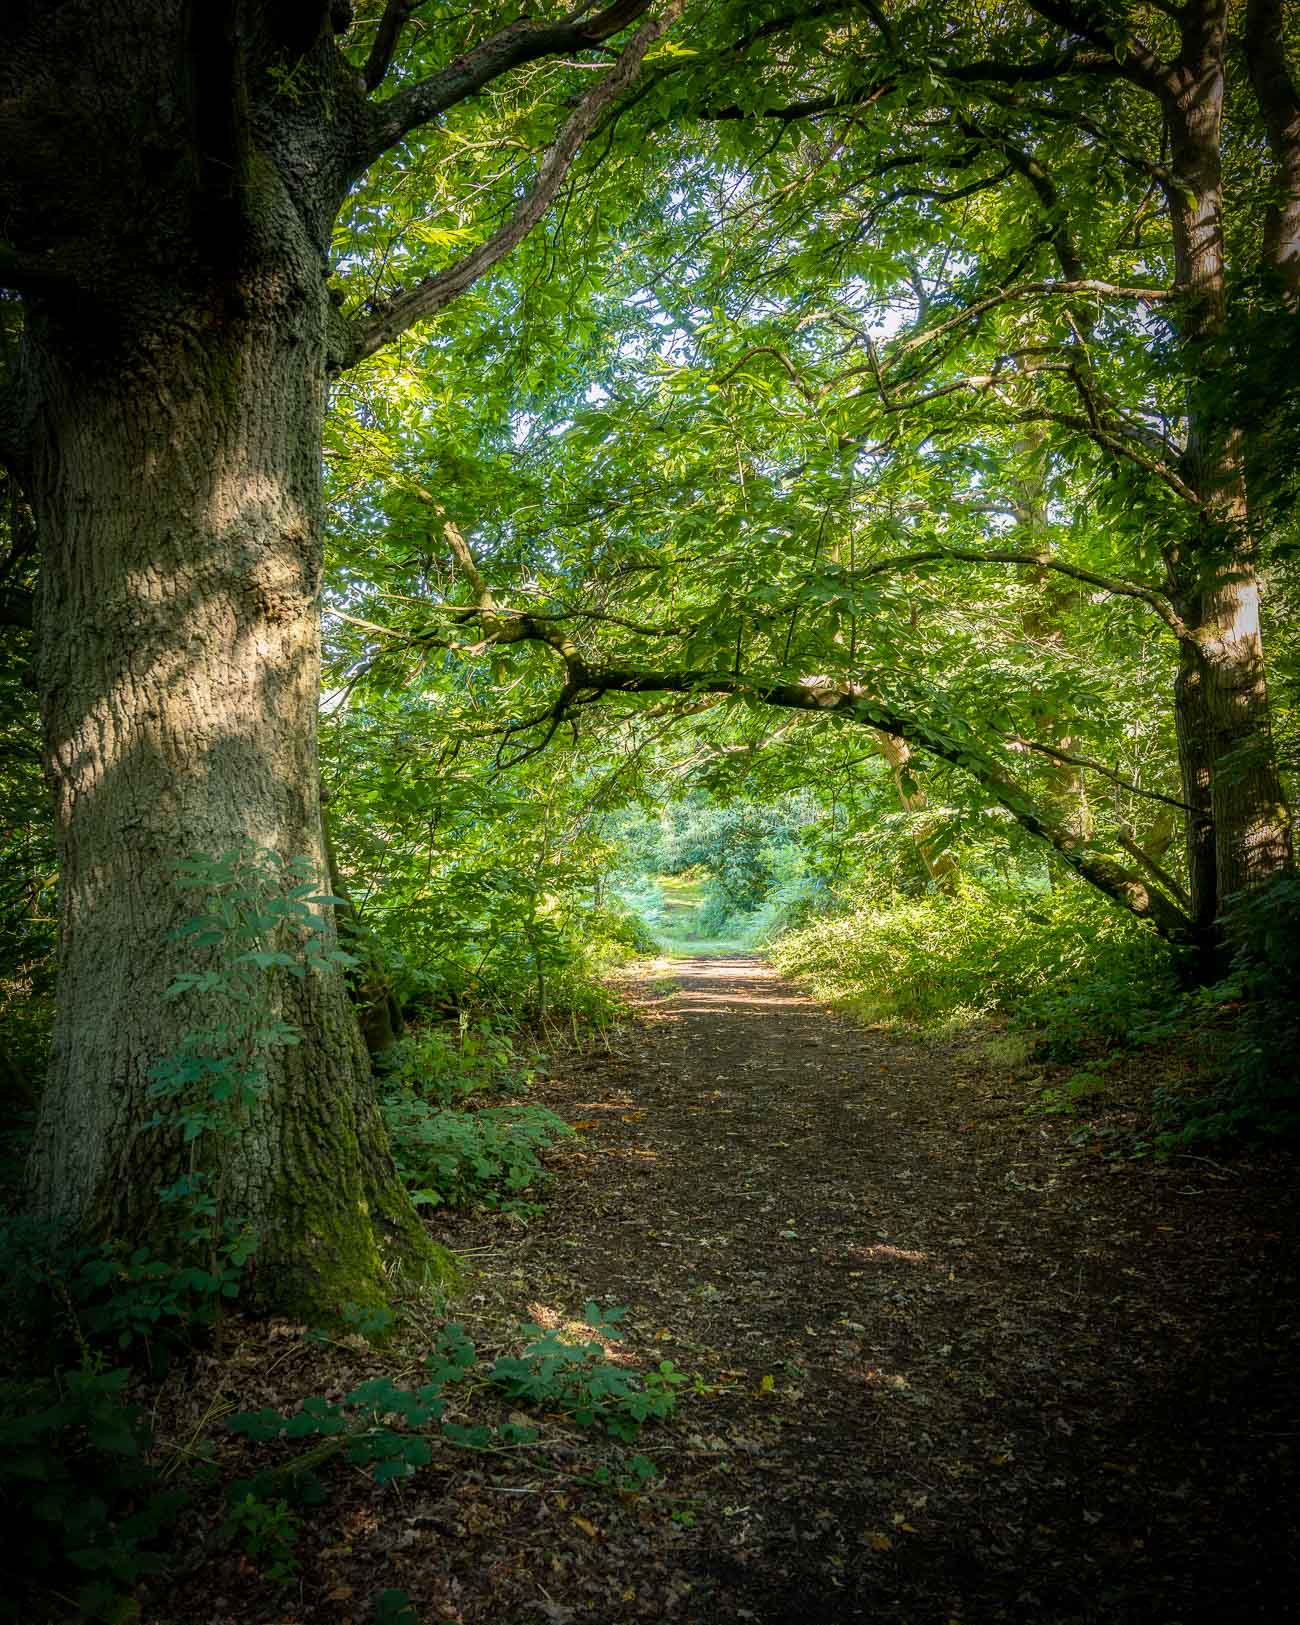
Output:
(769, 877), (1176, 1044)
(591, 903), (660, 959)
(745, 873), (831, 945)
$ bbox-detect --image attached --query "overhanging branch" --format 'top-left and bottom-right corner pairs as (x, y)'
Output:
(849, 545), (1195, 643)
(334, 582), (1194, 939)
(357, 0), (661, 168)
(700, 78), (895, 123)
(342, 0), (684, 367)
(889, 280), (1175, 363)
(1010, 737), (1195, 813)
(553, 661), (1194, 940)
(1118, 831), (1192, 911)
(1023, 0), (1170, 94)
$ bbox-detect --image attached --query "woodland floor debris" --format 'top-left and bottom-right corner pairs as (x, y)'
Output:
(144, 956), (1298, 1625)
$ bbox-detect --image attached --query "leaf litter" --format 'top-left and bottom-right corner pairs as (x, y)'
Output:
(142, 955), (1297, 1624)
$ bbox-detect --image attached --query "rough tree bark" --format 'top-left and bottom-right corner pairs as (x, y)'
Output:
(5, 3), (429, 1312)
(1158, 0), (1293, 939)
(1, 0), (677, 1313)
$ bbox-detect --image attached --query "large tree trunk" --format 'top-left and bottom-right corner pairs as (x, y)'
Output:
(24, 272), (438, 1313)
(1, 0), (682, 1313)
(1161, 5), (1294, 943)
(12, 2), (442, 1313)
(1170, 545), (1291, 919)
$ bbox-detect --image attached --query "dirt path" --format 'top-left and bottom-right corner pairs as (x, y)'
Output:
(164, 955), (1299, 1625)
(440, 954), (1297, 1625)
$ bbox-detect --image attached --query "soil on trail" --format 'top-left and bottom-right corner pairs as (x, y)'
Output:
(438, 955), (1299, 1625)
(152, 954), (1298, 1625)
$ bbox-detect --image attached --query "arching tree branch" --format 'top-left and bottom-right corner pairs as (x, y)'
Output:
(1010, 737), (1195, 813)
(700, 78), (895, 123)
(1023, 1), (1170, 94)
(356, 0), (663, 169)
(342, 0), (684, 366)
(849, 546), (1195, 642)
(329, 575), (1196, 939)
(550, 660), (1194, 940)
(888, 280), (1175, 363)
(957, 116), (1085, 281)
(1117, 830), (1192, 911)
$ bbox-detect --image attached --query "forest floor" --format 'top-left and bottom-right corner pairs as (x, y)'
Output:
(148, 955), (1299, 1625)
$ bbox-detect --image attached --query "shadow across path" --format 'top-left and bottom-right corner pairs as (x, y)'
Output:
(447, 953), (1300, 1624)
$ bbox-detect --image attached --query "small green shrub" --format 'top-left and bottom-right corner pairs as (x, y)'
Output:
(489, 1302), (685, 1442)
(382, 1092), (574, 1213)
(226, 1306), (682, 1495)
(0, 1217), (257, 1372)
(745, 873), (829, 945)
(591, 904), (661, 959)
(0, 1358), (186, 1624)
(227, 1323), (486, 1485)
(1032, 1061), (1114, 1116)
(378, 1015), (528, 1108)
(220, 1493), (301, 1587)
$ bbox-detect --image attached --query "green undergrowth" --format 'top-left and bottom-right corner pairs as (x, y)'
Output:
(375, 1016), (579, 1216)
(0, 1263), (683, 1624)
(0, 846), (642, 1623)
(770, 877), (1174, 1036)
(370, 889), (649, 1035)
(768, 872), (1300, 1150)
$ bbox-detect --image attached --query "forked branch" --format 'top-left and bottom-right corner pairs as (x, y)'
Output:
(358, 0), (663, 166)
(849, 545), (1195, 642)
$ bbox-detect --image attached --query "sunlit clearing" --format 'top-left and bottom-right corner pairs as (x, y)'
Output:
(675, 991), (811, 1009)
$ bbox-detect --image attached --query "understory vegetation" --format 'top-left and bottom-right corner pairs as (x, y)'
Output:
(612, 792), (1298, 1149)
(0, 852), (675, 1623)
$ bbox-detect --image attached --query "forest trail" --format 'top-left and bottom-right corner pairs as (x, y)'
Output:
(435, 954), (1298, 1625)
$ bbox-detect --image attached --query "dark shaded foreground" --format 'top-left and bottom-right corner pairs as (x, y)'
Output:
(447, 955), (1299, 1623)
(147, 955), (1298, 1624)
